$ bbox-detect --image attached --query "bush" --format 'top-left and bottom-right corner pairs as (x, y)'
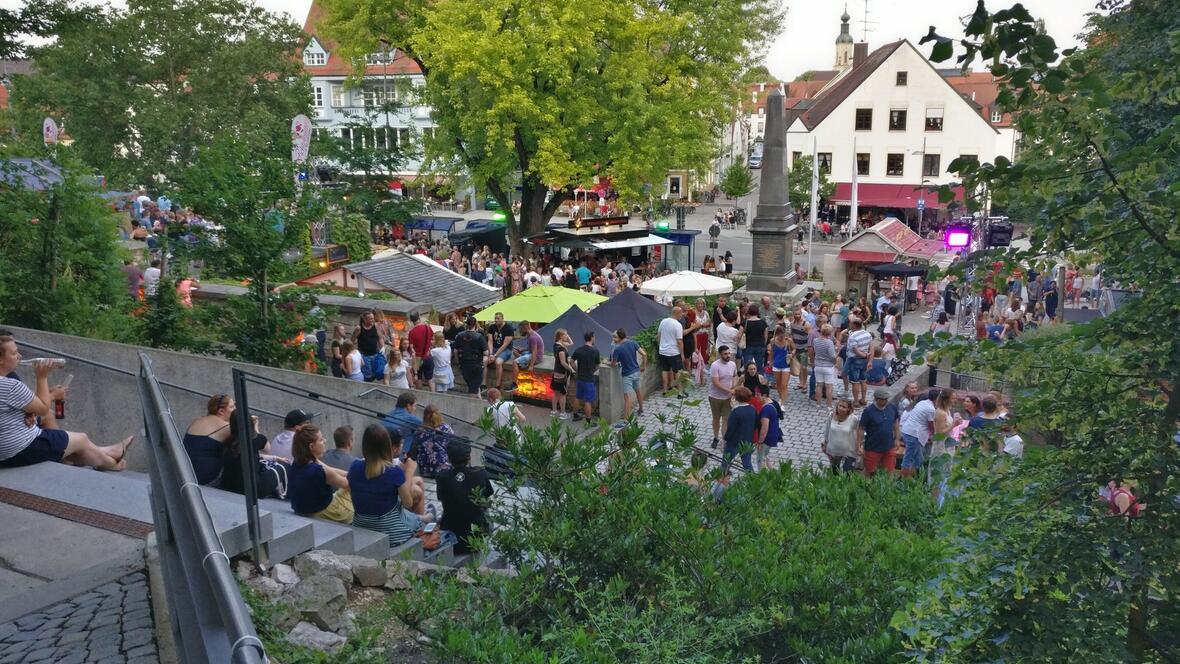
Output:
(386, 419), (946, 662)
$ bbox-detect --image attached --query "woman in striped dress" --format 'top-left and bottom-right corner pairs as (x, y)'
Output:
(348, 425), (432, 546)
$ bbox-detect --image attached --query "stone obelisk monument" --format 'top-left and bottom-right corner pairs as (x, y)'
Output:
(744, 86), (798, 295)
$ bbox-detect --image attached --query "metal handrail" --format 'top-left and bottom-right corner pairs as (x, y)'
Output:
(138, 352), (265, 664)
(15, 339), (283, 420)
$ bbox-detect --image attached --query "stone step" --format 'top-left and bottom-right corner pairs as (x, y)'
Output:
(350, 528), (391, 560)
(0, 464), (270, 557)
(260, 510), (317, 565)
(388, 537), (424, 561)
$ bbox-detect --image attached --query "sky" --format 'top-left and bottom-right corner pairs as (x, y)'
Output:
(3, 0), (1096, 82)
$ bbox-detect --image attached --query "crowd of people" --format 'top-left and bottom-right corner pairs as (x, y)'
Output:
(180, 386), (515, 556)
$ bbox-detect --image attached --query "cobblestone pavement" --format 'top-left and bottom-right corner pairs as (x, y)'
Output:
(634, 374), (855, 472)
(0, 572), (158, 664)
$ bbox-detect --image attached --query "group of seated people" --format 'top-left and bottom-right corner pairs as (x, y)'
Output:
(182, 393), (494, 555)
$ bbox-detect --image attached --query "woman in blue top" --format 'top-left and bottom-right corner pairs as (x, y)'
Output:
(769, 325), (791, 405)
(757, 397), (783, 470)
(866, 345), (890, 386)
(288, 425), (353, 523)
(722, 386), (758, 474)
(183, 394), (235, 486)
(348, 425), (431, 546)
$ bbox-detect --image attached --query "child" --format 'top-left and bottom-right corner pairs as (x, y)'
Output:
(866, 345), (889, 386)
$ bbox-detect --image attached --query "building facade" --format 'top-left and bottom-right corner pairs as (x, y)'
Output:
(299, 3), (435, 179)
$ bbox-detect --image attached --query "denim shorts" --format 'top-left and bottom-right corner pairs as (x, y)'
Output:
(495, 348), (514, 363)
(900, 433), (924, 469)
(845, 357), (867, 382)
(514, 352), (533, 367)
(621, 372), (641, 396)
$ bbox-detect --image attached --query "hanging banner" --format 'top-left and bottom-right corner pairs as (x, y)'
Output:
(42, 118), (58, 146)
(291, 114), (312, 163)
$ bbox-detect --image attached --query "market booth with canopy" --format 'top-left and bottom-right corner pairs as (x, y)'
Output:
(588, 288), (670, 336)
(509, 305), (617, 405)
(639, 270), (734, 304)
(826, 217), (954, 300)
(473, 285), (606, 324)
(526, 215), (677, 271)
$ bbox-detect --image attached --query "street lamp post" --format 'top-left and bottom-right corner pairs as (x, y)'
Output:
(378, 39), (392, 156)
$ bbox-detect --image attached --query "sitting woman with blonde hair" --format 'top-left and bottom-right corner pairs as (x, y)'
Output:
(288, 424), (353, 523)
(347, 425), (433, 546)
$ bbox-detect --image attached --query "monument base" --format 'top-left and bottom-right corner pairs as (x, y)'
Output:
(735, 279), (808, 306)
(745, 222), (798, 295)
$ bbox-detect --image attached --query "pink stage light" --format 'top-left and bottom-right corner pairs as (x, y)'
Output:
(945, 227), (971, 249)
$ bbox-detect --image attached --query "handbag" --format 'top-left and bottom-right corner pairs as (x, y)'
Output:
(416, 527), (442, 551)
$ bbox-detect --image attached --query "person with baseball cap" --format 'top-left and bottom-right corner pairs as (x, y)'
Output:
(268, 408), (316, 461)
(856, 388), (900, 476)
(436, 438), (495, 554)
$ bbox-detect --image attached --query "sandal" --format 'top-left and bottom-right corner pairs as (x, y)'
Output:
(112, 436), (135, 463)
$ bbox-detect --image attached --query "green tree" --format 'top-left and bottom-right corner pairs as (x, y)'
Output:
(896, 1), (1180, 660)
(9, 0), (310, 189)
(179, 114), (324, 368)
(718, 158), (755, 199)
(0, 148), (129, 337)
(319, 0), (784, 253)
(788, 154), (835, 215)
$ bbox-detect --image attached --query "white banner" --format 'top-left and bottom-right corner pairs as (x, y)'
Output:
(42, 118), (58, 146)
(291, 114), (312, 163)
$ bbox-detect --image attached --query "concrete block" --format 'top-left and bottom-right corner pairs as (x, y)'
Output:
(349, 528), (389, 561)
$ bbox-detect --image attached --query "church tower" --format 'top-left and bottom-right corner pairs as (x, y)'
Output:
(834, 8), (854, 69)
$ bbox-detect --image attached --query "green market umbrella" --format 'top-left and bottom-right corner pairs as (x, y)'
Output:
(474, 285), (607, 324)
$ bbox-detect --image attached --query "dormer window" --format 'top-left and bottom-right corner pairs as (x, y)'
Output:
(303, 50), (325, 66)
(990, 109), (1003, 123)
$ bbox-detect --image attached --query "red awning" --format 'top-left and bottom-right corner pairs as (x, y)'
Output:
(831, 183), (964, 209)
(837, 249), (896, 263)
(904, 238), (946, 259)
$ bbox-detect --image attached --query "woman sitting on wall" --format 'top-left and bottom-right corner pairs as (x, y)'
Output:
(288, 425), (353, 524)
(0, 335), (132, 471)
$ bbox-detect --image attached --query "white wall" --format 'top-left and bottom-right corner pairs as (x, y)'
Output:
(785, 42), (1006, 187)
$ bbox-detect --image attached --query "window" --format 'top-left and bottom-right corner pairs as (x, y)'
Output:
(330, 85), (344, 108)
(896, 71), (908, 86)
(363, 87), (389, 108)
(339, 128), (353, 150)
(889, 109), (907, 131)
(668, 176), (682, 196)
(423, 127), (437, 143)
(312, 86), (323, 108)
(397, 127), (411, 148)
(303, 50), (325, 66)
(791, 151), (802, 165)
(366, 51), (392, 65)
(953, 154), (979, 174)
(817, 152), (832, 174)
(886, 153), (904, 176)
(922, 154), (941, 177)
(856, 153), (870, 176)
(925, 108), (944, 131)
(855, 108), (872, 130)
(990, 109), (1003, 123)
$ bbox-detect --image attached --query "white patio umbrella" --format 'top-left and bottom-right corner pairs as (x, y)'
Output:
(639, 270), (734, 300)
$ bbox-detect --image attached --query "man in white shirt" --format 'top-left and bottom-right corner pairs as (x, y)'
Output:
(143, 259), (162, 298)
(551, 265), (564, 283)
(899, 390), (937, 478)
(707, 345), (738, 449)
(845, 318), (873, 406)
(906, 275), (921, 309)
(656, 307), (685, 395)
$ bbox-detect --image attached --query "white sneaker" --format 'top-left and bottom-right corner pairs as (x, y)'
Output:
(550, 410), (558, 418)
(559, 412), (571, 420)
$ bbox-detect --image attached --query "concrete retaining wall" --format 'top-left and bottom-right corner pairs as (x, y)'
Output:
(5, 325), (491, 472)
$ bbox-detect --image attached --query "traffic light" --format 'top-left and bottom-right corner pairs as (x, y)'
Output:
(987, 220), (1013, 247)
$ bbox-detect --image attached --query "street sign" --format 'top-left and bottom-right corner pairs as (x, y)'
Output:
(42, 118), (58, 146)
(291, 114), (312, 163)
(916, 198), (926, 211)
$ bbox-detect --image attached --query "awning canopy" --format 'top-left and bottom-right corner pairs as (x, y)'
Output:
(831, 183), (964, 210)
(837, 249), (896, 263)
(406, 216), (463, 233)
(589, 235), (674, 251)
(639, 271), (734, 298)
(865, 262), (929, 278)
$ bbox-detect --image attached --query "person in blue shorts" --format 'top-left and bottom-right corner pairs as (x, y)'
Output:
(610, 328), (647, 421)
(571, 331), (601, 422)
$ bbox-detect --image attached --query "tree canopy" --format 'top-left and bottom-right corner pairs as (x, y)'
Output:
(8, 0), (310, 190)
(718, 159), (755, 199)
(319, 0), (784, 252)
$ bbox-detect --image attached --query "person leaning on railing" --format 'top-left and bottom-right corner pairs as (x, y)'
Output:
(0, 333), (133, 471)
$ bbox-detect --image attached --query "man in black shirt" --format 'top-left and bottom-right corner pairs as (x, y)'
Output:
(485, 312), (516, 391)
(571, 330), (601, 421)
(453, 316), (487, 394)
(437, 439), (495, 555)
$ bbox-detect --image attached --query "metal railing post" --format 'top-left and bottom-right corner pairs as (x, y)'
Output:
(232, 368), (267, 573)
